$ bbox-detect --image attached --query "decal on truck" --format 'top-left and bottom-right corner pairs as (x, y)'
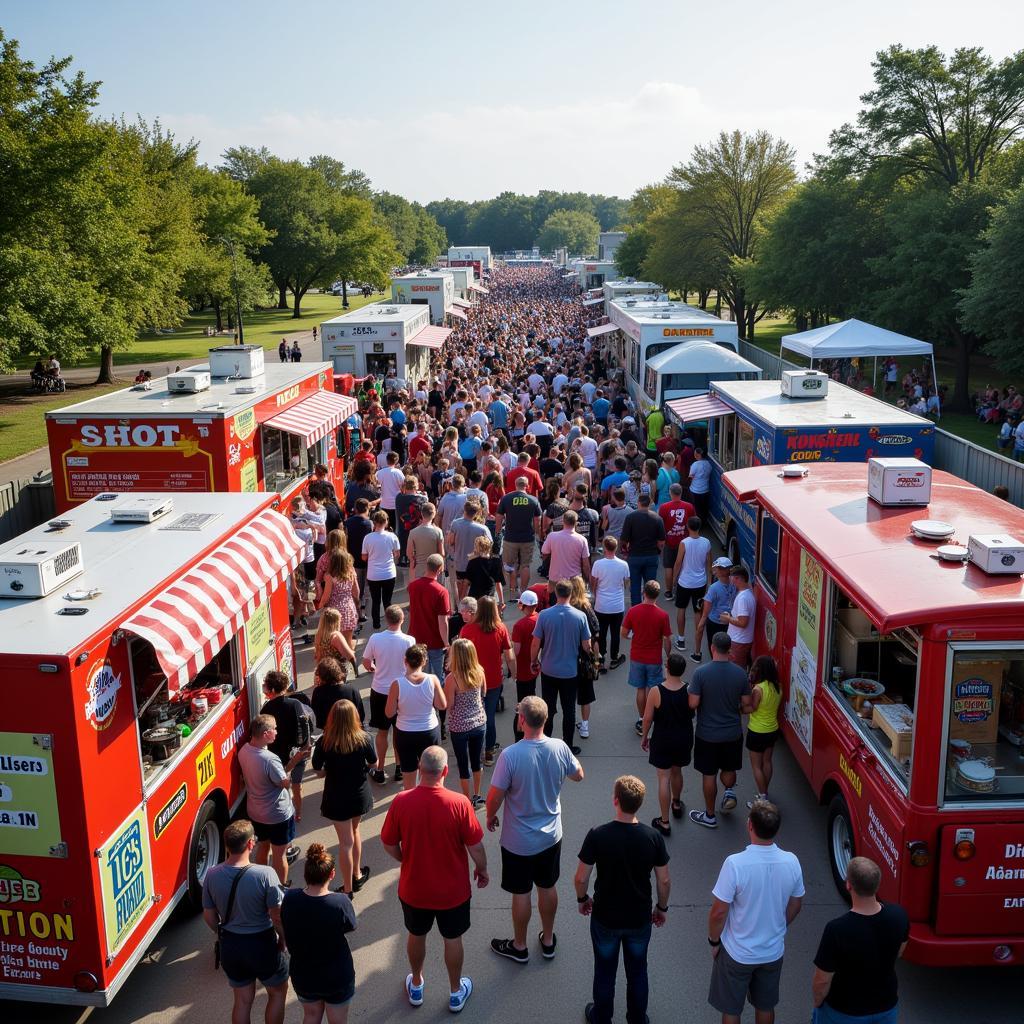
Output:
(98, 807), (153, 955)
(195, 743), (216, 798)
(153, 784), (188, 840)
(84, 661), (121, 731)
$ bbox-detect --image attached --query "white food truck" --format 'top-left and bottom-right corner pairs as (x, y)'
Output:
(575, 260), (618, 291)
(391, 271), (456, 325)
(602, 279), (663, 314)
(640, 342), (761, 415)
(321, 303), (452, 383)
(447, 245), (492, 275)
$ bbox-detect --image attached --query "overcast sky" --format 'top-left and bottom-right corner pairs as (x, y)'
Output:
(7, 0), (1022, 203)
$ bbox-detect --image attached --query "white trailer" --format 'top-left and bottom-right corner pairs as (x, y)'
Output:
(391, 270), (456, 325)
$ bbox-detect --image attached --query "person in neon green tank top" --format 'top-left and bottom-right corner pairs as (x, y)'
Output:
(744, 655), (781, 805)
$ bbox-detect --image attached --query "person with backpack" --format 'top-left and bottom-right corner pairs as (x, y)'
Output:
(395, 475), (426, 568)
(261, 671), (314, 828)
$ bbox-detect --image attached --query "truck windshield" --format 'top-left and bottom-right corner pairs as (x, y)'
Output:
(943, 647), (1024, 804)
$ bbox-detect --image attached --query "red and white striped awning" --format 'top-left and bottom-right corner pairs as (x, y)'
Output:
(469, 283), (489, 294)
(582, 296), (605, 307)
(665, 394), (733, 423)
(262, 390), (358, 448)
(451, 296), (475, 309)
(446, 306), (468, 322)
(408, 325), (453, 349)
(120, 509), (302, 693)
(587, 322), (619, 338)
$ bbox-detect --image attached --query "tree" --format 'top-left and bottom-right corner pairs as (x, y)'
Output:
(409, 204), (446, 265)
(466, 192), (536, 252)
(374, 192), (419, 259)
(613, 226), (652, 278)
(535, 209), (601, 254)
(960, 184), (1024, 375)
(219, 144), (272, 183)
(307, 154), (373, 199)
(829, 45), (1024, 185)
(425, 198), (473, 245)
(668, 130), (797, 337)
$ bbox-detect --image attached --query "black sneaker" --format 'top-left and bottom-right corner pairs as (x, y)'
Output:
(352, 866), (371, 891)
(393, 765), (404, 783)
(285, 844), (301, 864)
(570, 744), (582, 755)
(371, 769), (387, 784)
(674, 637), (686, 651)
(584, 1003), (594, 1024)
(634, 719), (643, 735)
(539, 931), (557, 959)
(690, 651), (703, 663)
(491, 938), (529, 963)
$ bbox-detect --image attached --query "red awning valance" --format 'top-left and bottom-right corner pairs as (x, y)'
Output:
(262, 391), (358, 447)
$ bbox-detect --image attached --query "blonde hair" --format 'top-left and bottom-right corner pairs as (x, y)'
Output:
(320, 699), (368, 755)
(449, 638), (484, 691)
(315, 608), (342, 661)
(568, 575), (591, 612)
(473, 535), (493, 557)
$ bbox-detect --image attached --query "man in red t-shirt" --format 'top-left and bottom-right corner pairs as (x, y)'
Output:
(505, 452), (542, 497)
(510, 592), (540, 742)
(654, 425), (678, 459)
(406, 554), (451, 679)
(658, 483), (696, 599)
(408, 426), (433, 464)
(621, 579), (673, 733)
(381, 746), (488, 1012)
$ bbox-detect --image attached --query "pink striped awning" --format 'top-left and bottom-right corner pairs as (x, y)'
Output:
(587, 322), (619, 338)
(582, 296), (605, 307)
(120, 509), (302, 693)
(469, 283), (489, 294)
(447, 306), (468, 322)
(262, 390), (358, 448)
(665, 394), (733, 423)
(408, 325), (453, 350)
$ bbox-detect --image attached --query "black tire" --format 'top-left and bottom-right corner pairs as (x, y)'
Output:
(727, 531), (741, 569)
(186, 799), (223, 910)
(826, 794), (855, 902)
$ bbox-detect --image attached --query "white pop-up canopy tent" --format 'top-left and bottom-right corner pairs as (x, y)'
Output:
(779, 318), (938, 410)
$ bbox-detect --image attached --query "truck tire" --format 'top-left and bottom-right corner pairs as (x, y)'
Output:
(186, 800), (223, 910)
(827, 794), (855, 902)
(727, 531), (741, 569)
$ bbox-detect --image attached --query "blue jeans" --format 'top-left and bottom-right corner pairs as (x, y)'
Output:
(483, 686), (502, 750)
(450, 726), (485, 779)
(427, 648), (446, 679)
(590, 917), (652, 1024)
(626, 555), (660, 606)
(813, 1006), (899, 1024)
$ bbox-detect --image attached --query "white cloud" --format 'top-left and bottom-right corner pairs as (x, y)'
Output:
(160, 81), (844, 202)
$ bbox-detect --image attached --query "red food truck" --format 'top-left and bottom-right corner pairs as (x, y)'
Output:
(724, 462), (1024, 966)
(45, 346), (358, 513)
(0, 491), (302, 1004)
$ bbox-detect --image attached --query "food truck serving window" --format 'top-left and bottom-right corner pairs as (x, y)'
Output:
(943, 647), (1024, 804)
(826, 591), (920, 789)
(261, 425), (317, 492)
(713, 414), (737, 470)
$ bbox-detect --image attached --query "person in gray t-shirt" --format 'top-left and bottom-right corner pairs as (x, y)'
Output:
(202, 819), (288, 1013)
(687, 632), (752, 828)
(447, 502), (491, 599)
(486, 696), (584, 962)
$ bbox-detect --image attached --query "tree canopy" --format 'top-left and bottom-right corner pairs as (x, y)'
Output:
(535, 209), (601, 254)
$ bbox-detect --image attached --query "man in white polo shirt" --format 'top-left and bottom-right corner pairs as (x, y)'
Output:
(706, 799), (804, 1024)
(720, 565), (756, 668)
(362, 604), (415, 784)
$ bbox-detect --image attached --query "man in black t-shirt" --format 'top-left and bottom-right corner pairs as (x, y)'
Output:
(575, 776), (670, 1024)
(495, 476), (542, 596)
(812, 857), (909, 1024)
(344, 498), (373, 617)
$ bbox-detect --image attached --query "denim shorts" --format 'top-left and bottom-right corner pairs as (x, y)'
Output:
(628, 661), (664, 688)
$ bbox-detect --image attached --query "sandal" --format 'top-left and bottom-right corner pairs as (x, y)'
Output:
(651, 816), (671, 836)
(671, 799), (684, 819)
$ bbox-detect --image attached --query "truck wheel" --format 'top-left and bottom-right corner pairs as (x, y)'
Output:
(727, 532), (741, 568)
(186, 800), (222, 910)
(827, 795), (855, 901)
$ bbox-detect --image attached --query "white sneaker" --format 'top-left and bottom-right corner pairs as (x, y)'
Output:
(578, 720), (590, 739)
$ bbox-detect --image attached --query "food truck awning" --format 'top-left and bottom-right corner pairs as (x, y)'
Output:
(119, 509), (302, 693)
(469, 283), (489, 294)
(665, 394), (733, 423)
(451, 297), (475, 309)
(408, 325), (453, 350)
(262, 390), (359, 448)
(587, 322), (619, 338)
(447, 307), (468, 322)
(583, 296), (605, 307)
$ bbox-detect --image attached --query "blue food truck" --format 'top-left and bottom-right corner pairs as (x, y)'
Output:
(666, 378), (936, 568)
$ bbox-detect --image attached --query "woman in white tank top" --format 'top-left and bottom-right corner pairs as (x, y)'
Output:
(385, 645), (446, 790)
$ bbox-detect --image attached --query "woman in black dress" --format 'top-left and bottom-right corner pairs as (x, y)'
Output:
(312, 699), (376, 896)
(639, 651), (694, 836)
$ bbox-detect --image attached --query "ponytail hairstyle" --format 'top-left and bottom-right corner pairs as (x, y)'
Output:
(750, 655), (780, 693)
(304, 842), (335, 886)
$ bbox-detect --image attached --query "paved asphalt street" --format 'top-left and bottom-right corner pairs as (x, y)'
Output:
(6, 575), (1022, 1024)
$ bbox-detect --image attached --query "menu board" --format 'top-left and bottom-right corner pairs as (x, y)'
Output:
(0, 732), (63, 858)
(787, 551), (824, 753)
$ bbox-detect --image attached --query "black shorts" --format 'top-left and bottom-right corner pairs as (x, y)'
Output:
(369, 690), (397, 731)
(302, 561), (317, 583)
(394, 726), (441, 773)
(745, 729), (779, 753)
(662, 544), (681, 569)
(693, 735), (744, 775)
(675, 585), (705, 612)
(455, 569), (470, 581)
(501, 840), (561, 894)
(220, 928), (289, 990)
(252, 815), (296, 847)
(401, 898), (471, 939)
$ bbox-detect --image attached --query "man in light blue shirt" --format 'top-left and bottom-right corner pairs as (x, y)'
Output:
(489, 394), (510, 434)
(486, 695), (584, 964)
(693, 558), (737, 663)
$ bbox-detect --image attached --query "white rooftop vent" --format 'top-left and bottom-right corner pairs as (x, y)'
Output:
(0, 540), (83, 598)
(654, 313), (672, 319)
(385, 307), (400, 314)
(868, 458), (931, 506)
(781, 369), (829, 399)
(967, 534), (1024, 575)
(110, 496), (175, 524)
(167, 370), (211, 394)
(208, 345), (265, 380)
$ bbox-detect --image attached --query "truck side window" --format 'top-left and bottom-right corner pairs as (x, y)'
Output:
(737, 420), (755, 469)
(757, 514), (780, 596)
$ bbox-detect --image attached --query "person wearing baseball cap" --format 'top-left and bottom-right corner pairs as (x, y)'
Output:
(692, 559), (737, 663)
(510, 591), (540, 743)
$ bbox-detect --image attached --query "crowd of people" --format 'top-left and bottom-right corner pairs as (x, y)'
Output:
(201, 267), (910, 1024)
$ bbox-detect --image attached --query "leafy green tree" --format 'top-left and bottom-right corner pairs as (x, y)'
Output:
(613, 227), (652, 278)
(829, 45), (1024, 185)
(410, 204), (447, 264)
(535, 209), (601, 254)
(307, 154), (373, 199)
(591, 194), (630, 230)
(219, 144), (272, 182)
(374, 192), (420, 259)
(467, 192), (536, 252)
(668, 130), (796, 336)
(425, 198), (474, 245)
(960, 184), (1024, 374)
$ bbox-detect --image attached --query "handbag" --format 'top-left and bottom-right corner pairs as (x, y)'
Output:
(213, 865), (250, 970)
(577, 646), (599, 684)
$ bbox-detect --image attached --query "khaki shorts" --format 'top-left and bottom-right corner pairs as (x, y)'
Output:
(708, 945), (783, 1015)
(503, 540), (535, 572)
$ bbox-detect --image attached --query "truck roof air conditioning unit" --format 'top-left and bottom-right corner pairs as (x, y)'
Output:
(208, 345), (265, 380)
(0, 540), (84, 598)
(781, 369), (829, 399)
(110, 497), (175, 524)
(967, 534), (1024, 575)
(167, 370), (211, 394)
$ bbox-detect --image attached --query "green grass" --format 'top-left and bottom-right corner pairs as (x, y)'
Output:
(0, 384), (122, 463)
(14, 291), (386, 372)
